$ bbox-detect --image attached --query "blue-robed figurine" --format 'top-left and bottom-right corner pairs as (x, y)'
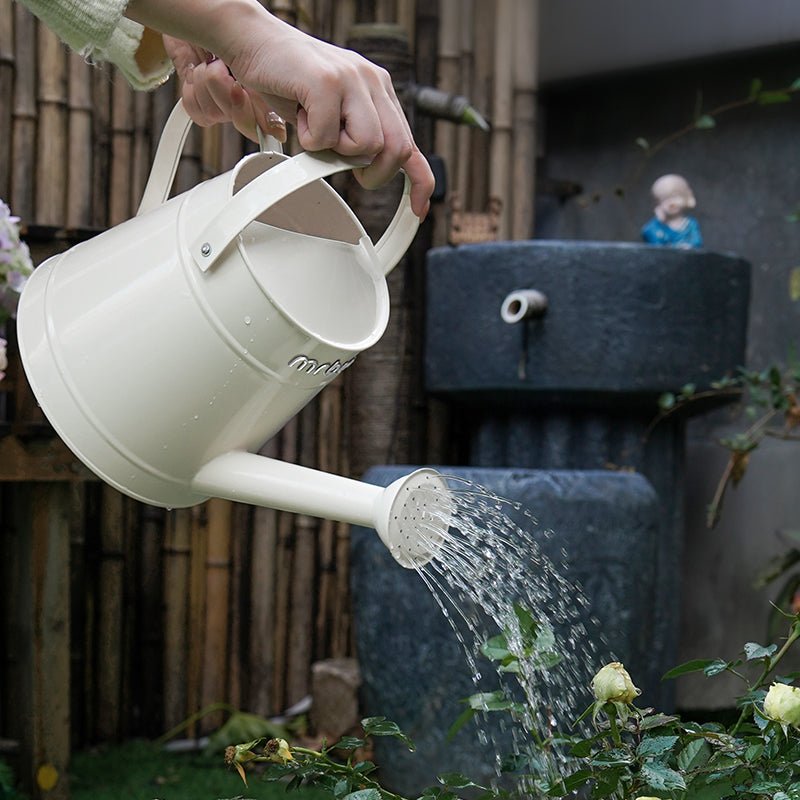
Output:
(641, 174), (703, 249)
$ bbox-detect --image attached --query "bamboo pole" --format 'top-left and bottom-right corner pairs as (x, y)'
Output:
(455, 0), (475, 201)
(0, 0), (14, 199)
(396, 0), (415, 48)
(186, 504), (208, 735)
(284, 403), (319, 706)
(510, 0), (538, 240)
(489, 0), (514, 240)
(375, 0), (396, 23)
(95, 487), (126, 740)
(109, 75), (135, 226)
(200, 499), (233, 729)
(11, 6), (37, 221)
(249, 509), (277, 714)
(66, 52), (94, 231)
(36, 24), (68, 226)
(469, 1), (495, 211)
(9, 484), (71, 800)
(271, 417), (298, 709)
(434, 0), (461, 245)
(130, 91), (152, 210)
(227, 502), (250, 710)
(137, 505), (164, 735)
(67, 484), (88, 747)
(91, 69), (111, 229)
(162, 509), (192, 730)
(332, 0), (356, 45)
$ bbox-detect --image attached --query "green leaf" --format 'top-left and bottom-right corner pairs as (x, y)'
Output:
(589, 749), (633, 768)
(334, 737), (366, 751)
(343, 790), (382, 800)
(437, 773), (482, 790)
(695, 114), (716, 129)
(758, 91), (793, 105)
(637, 735), (679, 758)
(744, 642), (778, 661)
(678, 738), (711, 772)
(639, 713), (680, 730)
(748, 78), (764, 99)
(546, 768), (592, 795)
(684, 778), (736, 800)
(663, 658), (717, 679)
(361, 718), (414, 750)
(703, 659), (730, 676)
(480, 634), (511, 662)
(468, 691), (516, 712)
(446, 706), (476, 741)
(642, 760), (687, 791)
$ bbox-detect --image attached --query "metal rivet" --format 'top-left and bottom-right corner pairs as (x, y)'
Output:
(200, 242), (212, 257)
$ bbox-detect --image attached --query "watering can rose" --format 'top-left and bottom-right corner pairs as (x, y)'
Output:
(591, 662), (640, 704)
(763, 682), (800, 727)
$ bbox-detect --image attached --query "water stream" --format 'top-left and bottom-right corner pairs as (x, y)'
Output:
(409, 475), (610, 794)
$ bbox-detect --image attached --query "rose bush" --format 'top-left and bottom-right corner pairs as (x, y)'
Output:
(227, 614), (800, 799)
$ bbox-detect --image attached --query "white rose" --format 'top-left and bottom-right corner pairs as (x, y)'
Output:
(591, 662), (641, 704)
(763, 682), (800, 727)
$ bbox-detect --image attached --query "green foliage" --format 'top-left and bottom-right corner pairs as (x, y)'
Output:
(226, 613), (800, 799)
(0, 760), (24, 800)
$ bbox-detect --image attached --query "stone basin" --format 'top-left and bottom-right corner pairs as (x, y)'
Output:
(425, 241), (750, 406)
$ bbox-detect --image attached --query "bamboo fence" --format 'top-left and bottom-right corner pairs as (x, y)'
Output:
(0, 1), (539, 794)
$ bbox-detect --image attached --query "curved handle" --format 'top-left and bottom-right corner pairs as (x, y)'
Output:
(192, 152), (420, 275)
(136, 99), (284, 217)
(373, 173), (419, 276)
(137, 100), (193, 216)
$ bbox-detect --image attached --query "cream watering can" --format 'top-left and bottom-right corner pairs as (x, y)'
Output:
(17, 101), (450, 568)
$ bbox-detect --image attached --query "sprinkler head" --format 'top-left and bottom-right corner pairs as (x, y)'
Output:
(373, 469), (453, 569)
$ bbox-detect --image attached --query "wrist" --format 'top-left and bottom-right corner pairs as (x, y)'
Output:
(126, 0), (276, 59)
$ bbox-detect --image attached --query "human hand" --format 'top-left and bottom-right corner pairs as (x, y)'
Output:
(163, 35), (287, 145)
(218, 15), (434, 218)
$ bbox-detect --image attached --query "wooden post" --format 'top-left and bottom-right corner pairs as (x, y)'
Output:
(95, 487), (126, 740)
(434, 0), (461, 245)
(489, 0), (514, 240)
(36, 25), (68, 226)
(469, 1), (495, 210)
(200, 498), (233, 728)
(109, 77), (135, 226)
(0, 0), (14, 199)
(186, 504), (208, 734)
(11, 6), (37, 222)
(510, 0), (539, 240)
(66, 52), (94, 231)
(162, 509), (191, 730)
(6, 484), (71, 800)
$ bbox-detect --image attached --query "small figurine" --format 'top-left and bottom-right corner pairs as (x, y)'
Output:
(641, 174), (703, 249)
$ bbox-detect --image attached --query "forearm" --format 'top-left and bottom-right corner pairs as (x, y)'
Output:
(124, 0), (282, 64)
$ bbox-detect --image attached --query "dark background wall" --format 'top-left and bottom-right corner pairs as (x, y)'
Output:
(536, 43), (800, 708)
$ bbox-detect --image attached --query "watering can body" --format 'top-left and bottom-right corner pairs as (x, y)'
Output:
(18, 102), (448, 569)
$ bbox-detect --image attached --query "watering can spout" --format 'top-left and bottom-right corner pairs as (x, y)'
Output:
(191, 453), (450, 568)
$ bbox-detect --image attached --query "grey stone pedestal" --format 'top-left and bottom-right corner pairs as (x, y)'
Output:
(351, 466), (659, 796)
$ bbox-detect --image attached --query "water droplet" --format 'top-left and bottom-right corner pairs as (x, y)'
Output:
(193, 414), (199, 420)
(244, 315), (252, 325)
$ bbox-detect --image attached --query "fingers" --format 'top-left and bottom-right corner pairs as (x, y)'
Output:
(295, 63), (434, 218)
(181, 58), (286, 145)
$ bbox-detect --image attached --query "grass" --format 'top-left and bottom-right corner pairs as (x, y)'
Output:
(70, 740), (330, 800)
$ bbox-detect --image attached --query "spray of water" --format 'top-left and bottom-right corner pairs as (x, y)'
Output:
(408, 475), (609, 794)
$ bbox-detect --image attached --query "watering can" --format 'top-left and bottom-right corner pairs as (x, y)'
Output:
(17, 101), (449, 568)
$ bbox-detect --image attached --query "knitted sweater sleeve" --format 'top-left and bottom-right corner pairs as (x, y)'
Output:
(16, 0), (173, 90)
